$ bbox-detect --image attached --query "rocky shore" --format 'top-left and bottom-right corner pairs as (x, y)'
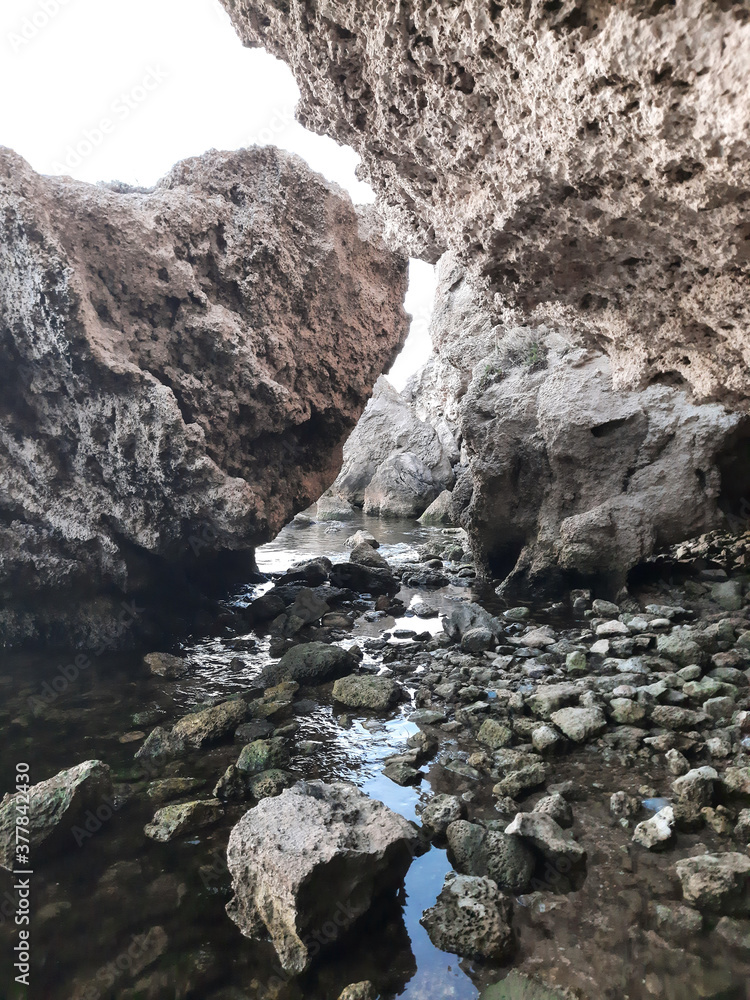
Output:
(3, 515), (748, 998)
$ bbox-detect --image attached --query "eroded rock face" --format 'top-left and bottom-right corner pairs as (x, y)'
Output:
(223, 0), (750, 408)
(225, 780), (420, 973)
(424, 258), (750, 596)
(0, 146), (408, 647)
(331, 375), (456, 516)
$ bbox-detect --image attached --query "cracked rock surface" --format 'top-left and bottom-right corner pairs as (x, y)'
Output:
(224, 0), (750, 407)
(0, 146), (408, 647)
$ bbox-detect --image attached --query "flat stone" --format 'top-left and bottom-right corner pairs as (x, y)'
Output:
(143, 652), (188, 679)
(144, 799), (223, 842)
(549, 706), (607, 743)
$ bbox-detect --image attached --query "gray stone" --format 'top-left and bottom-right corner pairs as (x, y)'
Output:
(549, 706), (607, 743)
(532, 793), (573, 829)
(446, 820), (535, 893)
(0, 761), (112, 870)
(421, 794), (466, 836)
(675, 853), (750, 916)
(262, 642), (359, 687)
(505, 811), (586, 869)
(420, 873), (514, 960)
(332, 674), (400, 710)
(226, 780), (420, 973)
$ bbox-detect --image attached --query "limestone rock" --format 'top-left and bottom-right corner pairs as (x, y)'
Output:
(675, 853), (750, 916)
(363, 452), (442, 519)
(446, 820), (535, 894)
(225, 1), (750, 410)
(332, 674), (400, 711)
(0, 760), (112, 870)
(420, 873), (514, 961)
(505, 812), (586, 870)
(222, 1), (750, 597)
(261, 642), (359, 687)
(144, 799), (223, 842)
(332, 376), (455, 508)
(549, 707), (607, 744)
(632, 806), (675, 851)
(225, 780), (420, 973)
(420, 794), (466, 837)
(0, 145), (408, 648)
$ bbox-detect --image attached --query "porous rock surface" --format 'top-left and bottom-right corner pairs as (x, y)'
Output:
(0, 146), (408, 647)
(423, 257), (750, 595)
(225, 779), (420, 973)
(224, 0), (750, 407)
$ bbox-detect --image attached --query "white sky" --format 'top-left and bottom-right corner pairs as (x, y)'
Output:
(0, 0), (433, 388)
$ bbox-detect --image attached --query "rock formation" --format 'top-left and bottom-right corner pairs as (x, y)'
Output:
(329, 374), (456, 517)
(0, 146), (408, 647)
(222, 0), (750, 591)
(222, 0), (750, 408)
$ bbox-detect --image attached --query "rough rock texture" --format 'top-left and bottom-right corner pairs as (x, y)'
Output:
(223, 0), (750, 593)
(225, 780), (420, 973)
(330, 375), (456, 515)
(0, 760), (112, 869)
(420, 873), (514, 961)
(0, 146), (408, 648)
(223, 0), (750, 408)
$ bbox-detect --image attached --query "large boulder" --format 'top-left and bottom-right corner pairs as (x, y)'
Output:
(363, 451), (442, 519)
(331, 375), (456, 508)
(0, 146), (408, 648)
(0, 761), (112, 869)
(225, 780), (420, 972)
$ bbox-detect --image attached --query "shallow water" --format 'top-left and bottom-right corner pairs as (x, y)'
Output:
(0, 514), (493, 1000)
(1, 513), (748, 1000)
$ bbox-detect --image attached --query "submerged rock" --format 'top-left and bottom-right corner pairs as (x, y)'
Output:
(144, 799), (224, 842)
(225, 780), (420, 973)
(143, 653), (188, 679)
(0, 145), (408, 648)
(0, 761), (112, 869)
(420, 873), (514, 961)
